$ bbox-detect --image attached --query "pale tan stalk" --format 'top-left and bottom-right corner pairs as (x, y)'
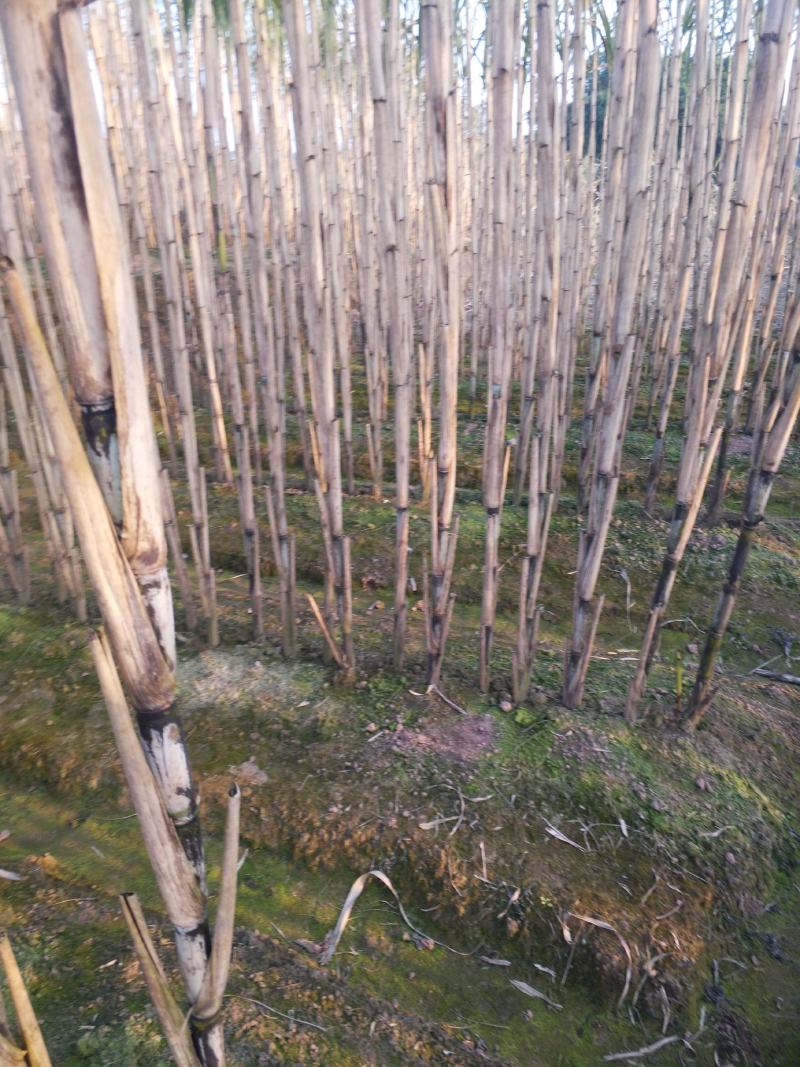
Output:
(423, 0), (461, 687)
(0, 938), (52, 1067)
(284, 0), (353, 670)
(478, 0), (515, 693)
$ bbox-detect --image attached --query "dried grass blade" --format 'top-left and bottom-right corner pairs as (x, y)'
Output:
(603, 1033), (680, 1061)
(509, 978), (563, 1010)
(544, 821), (586, 852)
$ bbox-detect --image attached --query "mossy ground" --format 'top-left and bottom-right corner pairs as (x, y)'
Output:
(1, 381), (799, 1064)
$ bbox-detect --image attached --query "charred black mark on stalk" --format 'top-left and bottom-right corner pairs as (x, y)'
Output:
(137, 707), (206, 885)
(135, 709), (198, 818)
(243, 527), (256, 593)
(179, 920), (212, 960)
(673, 500), (689, 524)
(48, 19), (89, 221)
(81, 400), (117, 459)
(176, 824), (208, 893)
(191, 1019), (223, 1067)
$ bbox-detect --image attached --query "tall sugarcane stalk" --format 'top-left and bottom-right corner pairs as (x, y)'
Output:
(478, 0), (515, 693)
(423, 0), (462, 688)
(0, 257), (226, 1063)
(362, 0), (413, 667)
(284, 0), (354, 672)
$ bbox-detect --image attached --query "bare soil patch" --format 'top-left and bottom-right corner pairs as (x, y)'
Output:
(389, 713), (497, 763)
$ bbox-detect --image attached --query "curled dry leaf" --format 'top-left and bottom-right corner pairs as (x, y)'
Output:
(317, 869), (479, 963)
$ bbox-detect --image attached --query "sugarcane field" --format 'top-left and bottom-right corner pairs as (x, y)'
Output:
(1, 0), (800, 1063)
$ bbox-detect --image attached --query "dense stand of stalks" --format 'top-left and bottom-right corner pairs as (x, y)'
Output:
(1, 1), (800, 1060)
(2, 0), (800, 762)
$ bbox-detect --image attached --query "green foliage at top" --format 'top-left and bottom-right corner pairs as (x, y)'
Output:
(179, 0), (231, 31)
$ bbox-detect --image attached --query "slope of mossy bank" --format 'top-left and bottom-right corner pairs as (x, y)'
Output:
(1, 600), (798, 1064)
(1, 785), (664, 1066)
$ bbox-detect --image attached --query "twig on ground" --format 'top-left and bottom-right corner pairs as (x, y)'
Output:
(441, 1019), (510, 1031)
(659, 985), (671, 1034)
(560, 918), (582, 987)
(751, 668), (800, 686)
(632, 953), (670, 1007)
(497, 887), (521, 920)
(639, 872), (659, 905)
(449, 791), (466, 837)
(231, 995), (327, 1033)
(619, 567), (633, 631)
(748, 654), (782, 675)
(426, 685), (468, 715)
(653, 900), (683, 924)
(661, 617), (701, 633)
(306, 594), (345, 669)
(318, 869), (479, 962)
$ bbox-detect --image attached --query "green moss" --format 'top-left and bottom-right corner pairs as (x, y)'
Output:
(3, 776), (709, 1067)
